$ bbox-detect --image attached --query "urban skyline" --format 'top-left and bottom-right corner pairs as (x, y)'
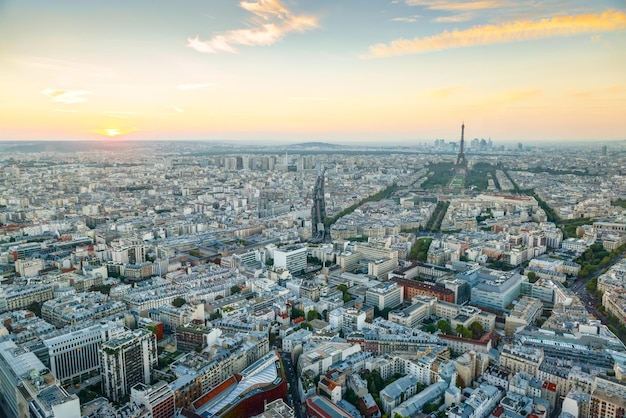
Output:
(1, 0), (625, 142)
(1, 132), (626, 417)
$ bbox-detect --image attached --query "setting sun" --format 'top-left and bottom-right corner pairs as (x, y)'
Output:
(96, 128), (135, 138)
(104, 129), (121, 137)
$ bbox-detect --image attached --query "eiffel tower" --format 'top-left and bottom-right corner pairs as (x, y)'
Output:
(455, 123), (468, 174)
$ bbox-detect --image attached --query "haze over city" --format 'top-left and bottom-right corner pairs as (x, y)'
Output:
(1, 0), (625, 142)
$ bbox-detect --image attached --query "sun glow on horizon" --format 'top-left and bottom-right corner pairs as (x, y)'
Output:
(96, 128), (135, 138)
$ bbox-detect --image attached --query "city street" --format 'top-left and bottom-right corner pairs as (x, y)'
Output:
(279, 352), (305, 418)
(569, 251), (626, 341)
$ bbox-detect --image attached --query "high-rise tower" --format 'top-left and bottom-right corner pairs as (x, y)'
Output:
(311, 169), (331, 243)
(100, 328), (157, 403)
(455, 123), (468, 174)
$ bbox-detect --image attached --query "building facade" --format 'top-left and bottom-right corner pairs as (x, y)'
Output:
(100, 328), (158, 403)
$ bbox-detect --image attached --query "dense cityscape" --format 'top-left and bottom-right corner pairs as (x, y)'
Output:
(0, 134), (625, 418)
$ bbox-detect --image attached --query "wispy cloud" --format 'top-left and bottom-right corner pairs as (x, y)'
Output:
(392, 15), (421, 23)
(365, 10), (626, 58)
(470, 88), (543, 108)
(289, 97), (337, 101)
(177, 83), (216, 90)
(41, 88), (91, 104)
(566, 85), (625, 100)
(433, 14), (472, 23)
(187, 0), (318, 54)
(105, 111), (136, 119)
(52, 109), (79, 113)
(170, 105), (185, 113)
(405, 0), (509, 11)
(426, 86), (464, 99)
(495, 89), (542, 102)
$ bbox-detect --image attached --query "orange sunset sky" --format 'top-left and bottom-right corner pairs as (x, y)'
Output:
(1, 0), (625, 142)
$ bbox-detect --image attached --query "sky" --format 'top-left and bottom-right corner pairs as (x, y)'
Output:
(1, 0), (625, 143)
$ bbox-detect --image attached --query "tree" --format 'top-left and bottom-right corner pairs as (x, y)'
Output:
(172, 297), (186, 308)
(300, 322), (313, 331)
(307, 310), (320, 322)
(422, 322), (437, 333)
(337, 284), (351, 302)
(423, 402), (440, 414)
(230, 285), (241, 295)
(215, 295), (224, 300)
(469, 321), (484, 339)
(526, 271), (537, 283)
(346, 388), (359, 407)
(265, 258), (274, 266)
(456, 324), (472, 339)
(437, 319), (451, 335)
(28, 301), (42, 317)
(291, 308), (305, 320)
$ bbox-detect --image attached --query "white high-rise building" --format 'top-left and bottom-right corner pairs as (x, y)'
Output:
(100, 328), (157, 403)
(274, 246), (307, 274)
(366, 282), (404, 310)
(0, 340), (80, 418)
(44, 321), (125, 384)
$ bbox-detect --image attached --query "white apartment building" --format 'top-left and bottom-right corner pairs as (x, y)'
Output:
(365, 282), (403, 310)
(44, 321), (125, 384)
(274, 246), (307, 274)
(0, 340), (80, 418)
(388, 301), (433, 328)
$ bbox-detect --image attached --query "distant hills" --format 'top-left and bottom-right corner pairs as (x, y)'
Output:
(289, 142), (341, 149)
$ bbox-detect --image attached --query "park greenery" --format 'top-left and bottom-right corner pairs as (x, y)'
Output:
(327, 183), (400, 225)
(426, 201), (450, 232)
(421, 162), (454, 189)
(576, 242), (626, 279)
(612, 199), (626, 209)
(409, 238), (433, 262)
(437, 319), (484, 339)
(465, 163), (499, 190)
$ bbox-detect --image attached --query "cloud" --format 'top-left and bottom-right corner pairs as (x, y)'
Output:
(433, 14), (472, 22)
(105, 111), (136, 119)
(41, 88), (91, 104)
(405, 0), (509, 11)
(365, 10), (626, 58)
(187, 0), (318, 54)
(170, 105), (185, 113)
(426, 86), (464, 99)
(52, 109), (79, 113)
(566, 85), (625, 99)
(177, 83), (216, 90)
(392, 15), (421, 23)
(289, 97), (336, 101)
(495, 89), (542, 102)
